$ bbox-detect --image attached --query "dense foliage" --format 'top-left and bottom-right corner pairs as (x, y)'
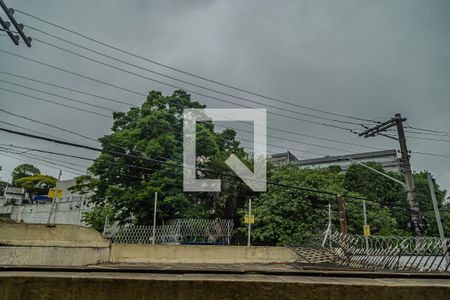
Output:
(244, 163), (449, 245)
(15, 174), (57, 197)
(72, 90), (448, 243)
(75, 90), (251, 226)
(11, 164), (40, 186)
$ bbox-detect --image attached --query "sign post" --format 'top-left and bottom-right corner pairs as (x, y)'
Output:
(363, 200), (370, 254)
(247, 198), (252, 247)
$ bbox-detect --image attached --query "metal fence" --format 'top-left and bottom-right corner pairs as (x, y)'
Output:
(103, 218), (234, 244)
(322, 232), (450, 272)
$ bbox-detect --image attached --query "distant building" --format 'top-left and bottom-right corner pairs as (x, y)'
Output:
(270, 149), (400, 172)
(269, 151), (299, 165)
(3, 186), (28, 205)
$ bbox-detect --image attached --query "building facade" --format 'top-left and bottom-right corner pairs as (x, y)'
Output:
(270, 149), (400, 172)
(0, 179), (93, 225)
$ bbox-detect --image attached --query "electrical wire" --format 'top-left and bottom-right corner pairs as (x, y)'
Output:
(0, 86), (111, 118)
(0, 71), (388, 153)
(0, 127), (367, 199)
(15, 9), (379, 124)
(2, 41), (358, 132)
(0, 78), (116, 112)
(0, 70), (136, 107)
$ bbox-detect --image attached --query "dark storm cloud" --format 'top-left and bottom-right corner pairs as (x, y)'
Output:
(0, 0), (449, 190)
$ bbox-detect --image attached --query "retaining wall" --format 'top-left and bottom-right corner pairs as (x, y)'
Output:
(110, 243), (298, 264)
(0, 224), (110, 266)
(0, 223), (299, 266)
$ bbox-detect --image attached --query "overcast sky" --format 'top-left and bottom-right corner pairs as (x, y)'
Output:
(0, 0), (449, 193)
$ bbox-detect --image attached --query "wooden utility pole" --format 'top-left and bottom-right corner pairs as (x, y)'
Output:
(337, 195), (348, 236)
(358, 113), (423, 236)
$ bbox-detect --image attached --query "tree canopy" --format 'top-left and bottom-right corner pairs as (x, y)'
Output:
(72, 90), (448, 243)
(75, 90), (251, 226)
(242, 165), (402, 245)
(11, 164), (40, 186)
(15, 174), (57, 196)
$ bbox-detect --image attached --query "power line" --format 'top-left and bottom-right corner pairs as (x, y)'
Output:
(0, 48), (145, 96)
(405, 125), (450, 136)
(0, 41), (391, 166)
(0, 120), (79, 144)
(406, 135), (450, 143)
(0, 127), (366, 199)
(0, 86), (112, 118)
(20, 38), (359, 131)
(0, 150), (85, 177)
(405, 129), (450, 138)
(8, 9), (450, 159)
(0, 78), (116, 112)
(0, 108), (98, 143)
(16, 9), (378, 124)
(28, 29), (366, 127)
(0, 71), (388, 154)
(0, 70), (136, 107)
(2, 78), (446, 162)
(411, 151), (450, 159)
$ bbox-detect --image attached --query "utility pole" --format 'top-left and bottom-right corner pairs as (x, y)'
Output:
(47, 170), (62, 225)
(0, 0), (32, 47)
(358, 113), (423, 237)
(427, 174), (448, 264)
(337, 195), (348, 236)
(0, 16), (19, 45)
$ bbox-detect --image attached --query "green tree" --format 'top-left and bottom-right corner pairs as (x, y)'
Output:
(15, 174), (57, 196)
(11, 164), (40, 186)
(414, 172), (449, 237)
(82, 204), (115, 232)
(344, 163), (447, 236)
(243, 165), (403, 245)
(74, 90), (251, 226)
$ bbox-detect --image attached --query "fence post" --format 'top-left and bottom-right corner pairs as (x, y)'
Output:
(152, 192), (158, 244)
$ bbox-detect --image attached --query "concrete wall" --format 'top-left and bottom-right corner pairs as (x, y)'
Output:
(0, 223), (109, 248)
(0, 200), (92, 225)
(0, 224), (110, 266)
(1, 272), (449, 300)
(0, 246), (109, 266)
(0, 224), (300, 266)
(110, 244), (298, 264)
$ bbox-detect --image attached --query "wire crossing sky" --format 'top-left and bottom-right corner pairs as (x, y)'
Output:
(0, 0), (449, 192)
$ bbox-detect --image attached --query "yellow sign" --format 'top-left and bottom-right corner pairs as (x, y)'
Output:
(244, 214), (255, 224)
(363, 225), (371, 237)
(48, 188), (63, 199)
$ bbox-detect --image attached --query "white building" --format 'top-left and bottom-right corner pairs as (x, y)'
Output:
(270, 149), (400, 172)
(0, 179), (93, 225)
